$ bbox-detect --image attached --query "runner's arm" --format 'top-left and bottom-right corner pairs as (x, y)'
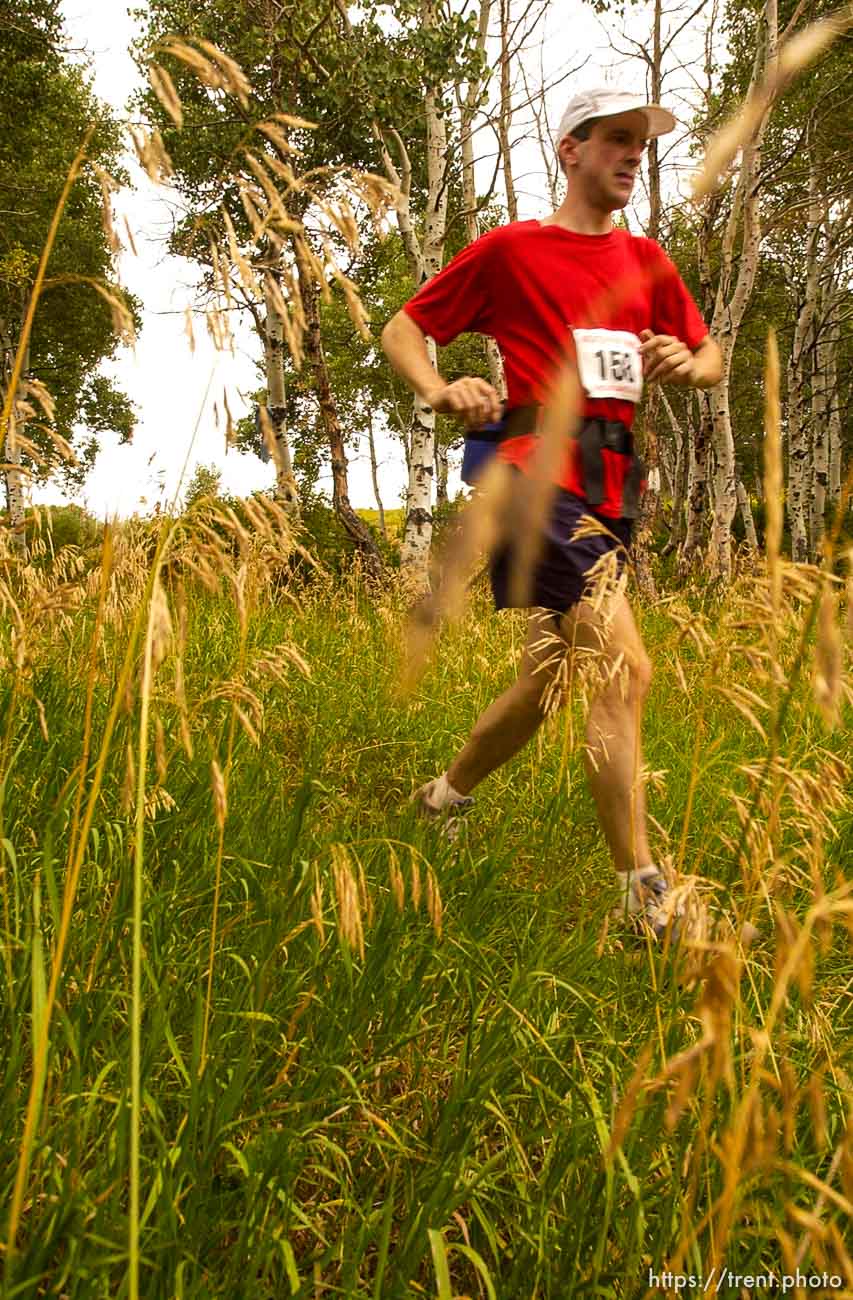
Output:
(381, 310), (503, 428)
(639, 330), (722, 389)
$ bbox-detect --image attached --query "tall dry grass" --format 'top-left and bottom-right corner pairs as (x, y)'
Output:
(0, 25), (851, 1298)
(0, 490), (850, 1294)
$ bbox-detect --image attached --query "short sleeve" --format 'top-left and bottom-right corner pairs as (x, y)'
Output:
(402, 228), (499, 346)
(646, 242), (708, 352)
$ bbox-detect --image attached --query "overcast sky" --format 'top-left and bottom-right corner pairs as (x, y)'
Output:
(47, 0), (704, 519)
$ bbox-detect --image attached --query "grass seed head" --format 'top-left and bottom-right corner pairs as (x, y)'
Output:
(149, 577), (173, 671)
(331, 845), (365, 960)
(310, 875), (326, 946)
(129, 124), (174, 183)
(426, 867), (443, 938)
(210, 758), (227, 831)
(389, 851), (405, 912)
(155, 38), (252, 108)
(147, 61), (184, 129)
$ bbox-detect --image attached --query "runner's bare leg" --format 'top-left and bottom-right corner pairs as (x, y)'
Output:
(558, 593), (653, 872)
(445, 613), (561, 793)
(445, 593), (653, 871)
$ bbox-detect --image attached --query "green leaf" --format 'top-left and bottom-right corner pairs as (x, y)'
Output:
(428, 1228), (453, 1300)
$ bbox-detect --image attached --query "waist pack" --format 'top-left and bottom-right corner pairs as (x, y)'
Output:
(461, 404), (646, 520)
(460, 404), (536, 486)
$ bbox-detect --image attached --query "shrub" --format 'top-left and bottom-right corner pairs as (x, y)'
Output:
(29, 502), (103, 555)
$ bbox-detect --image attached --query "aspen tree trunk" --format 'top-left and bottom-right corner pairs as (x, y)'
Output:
(3, 336), (29, 555)
(811, 301), (833, 555)
(497, 0), (519, 223)
(399, 411), (412, 479)
(658, 432), (675, 498)
(670, 429), (689, 555)
(401, 336), (440, 587)
(5, 406), (27, 556)
(631, 0), (664, 600)
(677, 6), (719, 570)
(709, 372), (740, 573)
(827, 341), (842, 508)
(786, 372), (810, 563)
(682, 392), (711, 563)
(634, 406), (660, 599)
(458, 0), (506, 400)
(399, 64), (449, 586)
(365, 411), (387, 539)
(811, 275), (843, 549)
(376, 3), (451, 591)
(736, 476), (758, 550)
(659, 391), (687, 554)
(705, 0), (777, 580)
(435, 442), (449, 506)
(786, 156), (821, 564)
(646, 0), (663, 241)
(263, 276), (300, 517)
(295, 245), (383, 575)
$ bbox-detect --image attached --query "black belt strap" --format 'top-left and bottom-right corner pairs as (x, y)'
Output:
(473, 406), (643, 519)
(578, 417), (640, 516)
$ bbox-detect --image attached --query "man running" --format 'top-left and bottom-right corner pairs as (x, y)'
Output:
(381, 89), (722, 939)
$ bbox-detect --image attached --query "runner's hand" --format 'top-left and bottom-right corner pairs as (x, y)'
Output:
(425, 378), (503, 429)
(639, 330), (695, 387)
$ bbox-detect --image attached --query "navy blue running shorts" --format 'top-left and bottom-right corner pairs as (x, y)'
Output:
(488, 472), (633, 616)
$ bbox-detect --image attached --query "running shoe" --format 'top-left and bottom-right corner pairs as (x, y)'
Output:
(411, 779), (475, 842)
(614, 865), (683, 941)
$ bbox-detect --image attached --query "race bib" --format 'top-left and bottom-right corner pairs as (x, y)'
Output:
(572, 328), (643, 403)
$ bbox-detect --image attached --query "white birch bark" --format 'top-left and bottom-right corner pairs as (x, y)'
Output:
(5, 403), (27, 556)
(2, 334), (29, 556)
(398, 63), (449, 589)
(736, 477), (758, 550)
(629, 0), (664, 600)
(365, 411), (387, 539)
(827, 338), (842, 508)
(811, 294), (834, 555)
(400, 337), (439, 586)
(786, 161), (822, 564)
(813, 268), (846, 541)
(682, 391), (712, 562)
(659, 391), (687, 554)
(706, 0), (778, 580)
(435, 440), (449, 507)
(457, 0), (505, 400)
(497, 0), (519, 224)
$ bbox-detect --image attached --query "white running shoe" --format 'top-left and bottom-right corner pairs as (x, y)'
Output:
(614, 865), (684, 941)
(411, 778), (475, 842)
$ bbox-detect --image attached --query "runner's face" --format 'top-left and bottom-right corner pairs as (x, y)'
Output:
(571, 111), (648, 212)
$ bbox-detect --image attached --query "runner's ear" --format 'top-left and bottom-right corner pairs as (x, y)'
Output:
(558, 134), (583, 175)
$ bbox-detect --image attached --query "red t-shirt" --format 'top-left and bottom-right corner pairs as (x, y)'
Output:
(403, 220), (708, 517)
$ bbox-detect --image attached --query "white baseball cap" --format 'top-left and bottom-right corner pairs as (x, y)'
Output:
(554, 89), (676, 149)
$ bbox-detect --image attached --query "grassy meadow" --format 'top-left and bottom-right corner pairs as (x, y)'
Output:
(0, 502), (850, 1299)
